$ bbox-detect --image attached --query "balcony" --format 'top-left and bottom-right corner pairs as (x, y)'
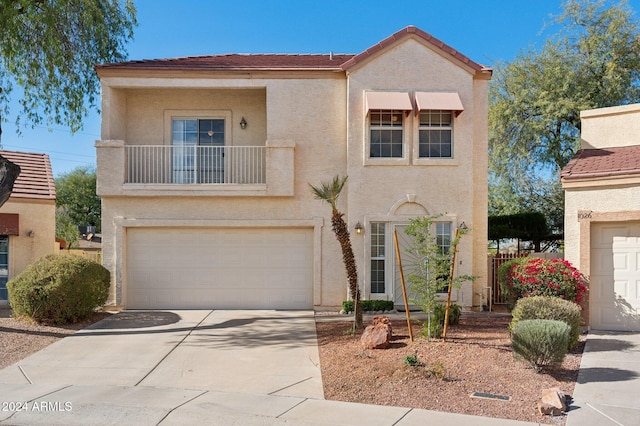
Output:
(96, 140), (295, 197)
(126, 145), (266, 184)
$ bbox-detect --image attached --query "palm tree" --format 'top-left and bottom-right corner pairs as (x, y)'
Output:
(310, 175), (363, 330)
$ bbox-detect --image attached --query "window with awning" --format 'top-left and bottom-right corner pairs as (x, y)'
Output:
(365, 92), (413, 113)
(415, 92), (464, 116)
(0, 213), (19, 235)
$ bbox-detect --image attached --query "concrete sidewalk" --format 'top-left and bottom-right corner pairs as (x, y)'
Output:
(566, 330), (640, 426)
(0, 383), (540, 425)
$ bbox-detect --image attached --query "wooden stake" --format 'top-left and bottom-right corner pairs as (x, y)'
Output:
(393, 229), (413, 342)
(442, 227), (460, 341)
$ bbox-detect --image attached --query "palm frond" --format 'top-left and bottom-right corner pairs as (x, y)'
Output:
(309, 175), (348, 210)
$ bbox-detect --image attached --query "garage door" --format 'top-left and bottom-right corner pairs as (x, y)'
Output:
(591, 222), (640, 331)
(126, 228), (313, 309)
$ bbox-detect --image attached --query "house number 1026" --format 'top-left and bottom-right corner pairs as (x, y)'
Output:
(578, 212), (592, 220)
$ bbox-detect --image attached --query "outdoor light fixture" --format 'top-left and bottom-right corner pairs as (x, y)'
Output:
(240, 117), (247, 129)
(458, 221), (468, 230)
(27, 230), (35, 238)
(355, 222), (363, 235)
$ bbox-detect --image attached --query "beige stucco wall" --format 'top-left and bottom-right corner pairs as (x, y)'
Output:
(0, 199), (56, 279)
(97, 36), (489, 309)
(98, 74), (349, 307)
(580, 103), (640, 149)
(345, 38), (488, 308)
(565, 186), (640, 269)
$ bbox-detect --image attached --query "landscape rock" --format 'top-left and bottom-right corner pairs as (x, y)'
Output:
(537, 402), (563, 416)
(541, 387), (568, 412)
(360, 323), (392, 349)
(371, 315), (393, 335)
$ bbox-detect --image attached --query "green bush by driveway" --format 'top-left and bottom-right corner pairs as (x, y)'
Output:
(7, 254), (110, 325)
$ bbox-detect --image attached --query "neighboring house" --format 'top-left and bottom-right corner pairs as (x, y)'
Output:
(561, 103), (640, 331)
(95, 26), (492, 310)
(0, 151), (57, 303)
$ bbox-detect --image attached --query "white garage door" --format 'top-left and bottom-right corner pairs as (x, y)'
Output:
(126, 228), (313, 309)
(591, 222), (640, 331)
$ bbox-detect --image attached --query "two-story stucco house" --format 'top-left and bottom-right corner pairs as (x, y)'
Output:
(562, 103), (640, 331)
(95, 26), (492, 311)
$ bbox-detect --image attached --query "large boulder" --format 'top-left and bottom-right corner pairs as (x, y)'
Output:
(360, 316), (392, 349)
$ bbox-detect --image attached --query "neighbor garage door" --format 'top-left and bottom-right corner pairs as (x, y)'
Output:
(591, 222), (640, 331)
(126, 228), (313, 309)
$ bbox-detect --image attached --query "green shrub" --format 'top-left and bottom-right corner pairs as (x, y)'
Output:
(421, 303), (461, 339)
(342, 300), (394, 313)
(8, 254), (110, 325)
(403, 353), (421, 367)
(433, 303), (461, 326)
(499, 257), (588, 309)
(511, 319), (570, 372)
(510, 296), (582, 349)
(497, 257), (529, 309)
(422, 319), (443, 339)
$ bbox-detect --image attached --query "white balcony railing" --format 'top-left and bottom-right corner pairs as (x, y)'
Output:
(125, 145), (266, 184)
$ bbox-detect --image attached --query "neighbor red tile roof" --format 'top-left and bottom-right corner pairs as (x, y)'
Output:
(0, 150), (56, 200)
(95, 26), (491, 75)
(560, 145), (640, 180)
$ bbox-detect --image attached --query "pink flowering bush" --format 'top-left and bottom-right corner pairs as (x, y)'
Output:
(499, 257), (588, 308)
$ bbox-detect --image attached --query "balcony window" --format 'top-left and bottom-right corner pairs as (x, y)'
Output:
(172, 119), (225, 183)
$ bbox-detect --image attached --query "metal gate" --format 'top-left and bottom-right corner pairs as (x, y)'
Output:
(490, 253), (528, 304)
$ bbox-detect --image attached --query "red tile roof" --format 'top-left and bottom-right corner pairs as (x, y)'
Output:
(341, 26), (491, 74)
(95, 26), (491, 75)
(0, 150), (56, 200)
(96, 53), (356, 71)
(560, 145), (640, 180)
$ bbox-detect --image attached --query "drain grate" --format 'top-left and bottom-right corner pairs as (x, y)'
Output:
(470, 392), (511, 401)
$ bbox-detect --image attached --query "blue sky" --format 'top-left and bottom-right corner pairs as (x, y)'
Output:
(3, 0), (639, 176)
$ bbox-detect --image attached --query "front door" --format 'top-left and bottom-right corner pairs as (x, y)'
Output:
(392, 224), (420, 308)
(391, 222), (455, 310)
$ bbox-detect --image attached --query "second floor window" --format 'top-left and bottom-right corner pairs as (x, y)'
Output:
(419, 110), (452, 158)
(370, 110), (404, 158)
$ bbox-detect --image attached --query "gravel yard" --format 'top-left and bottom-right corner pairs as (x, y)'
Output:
(316, 312), (584, 425)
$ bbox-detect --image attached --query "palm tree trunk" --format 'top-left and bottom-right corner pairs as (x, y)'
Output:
(331, 209), (363, 330)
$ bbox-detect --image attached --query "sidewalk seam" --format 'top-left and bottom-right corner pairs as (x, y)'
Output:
(155, 389), (208, 425)
(134, 310), (215, 387)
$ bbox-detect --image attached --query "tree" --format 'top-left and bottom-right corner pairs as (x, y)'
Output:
(0, 0), (136, 206)
(404, 216), (475, 319)
(56, 166), (101, 233)
(310, 175), (363, 330)
(55, 206), (80, 250)
(489, 0), (640, 217)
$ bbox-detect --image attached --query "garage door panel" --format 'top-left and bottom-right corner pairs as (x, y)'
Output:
(591, 223), (640, 331)
(126, 228), (313, 309)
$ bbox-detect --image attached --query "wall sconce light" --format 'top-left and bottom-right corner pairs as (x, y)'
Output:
(240, 117), (247, 129)
(354, 222), (364, 235)
(27, 230), (35, 238)
(458, 222), (468, 230)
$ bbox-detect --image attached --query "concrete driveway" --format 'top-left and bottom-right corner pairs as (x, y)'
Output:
(0, 310), (323, 397)
(0, 310), (544, 426)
